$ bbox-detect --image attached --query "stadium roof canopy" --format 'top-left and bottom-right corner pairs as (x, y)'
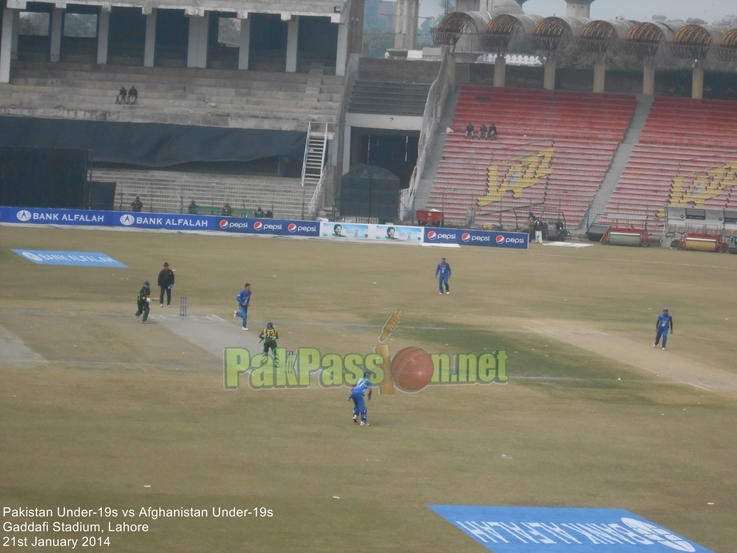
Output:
(480, 14), (542, 52)
(716, 28), (737, 61)
(667, 24), (728, 60)
(622, 21), (684, 57)
(431, 11), (491, 46)
(576, 19), (635, 54)
(528, 16), (589, 50)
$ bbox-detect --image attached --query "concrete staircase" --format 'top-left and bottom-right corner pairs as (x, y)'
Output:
(94, 168), (315, 220)
(414, 86), (460, 211)
(348, 80), (431, 116)
(587, 95), (655, 226)
(2, 62), (344, 131)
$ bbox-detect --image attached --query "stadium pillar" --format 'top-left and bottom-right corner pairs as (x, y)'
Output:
(10, 9), (19, 61)
(565, 0), (594, 18)
(286, 17), (299, 73)
(593, 55), (605, 93)
(336, 21), (348, 76)
(97, 9), (110, 65)
(642, 62), (655, 95)
(238, 16), (250, 70)
(187, 13), (209, 69)
(493, 52), (506, 87)
(692, 62), (704, 100)
(50, 8), (64, 63)
(543, 52), (556, 90)
(144, 10), (156, 67)
(0, 8), (14, 83)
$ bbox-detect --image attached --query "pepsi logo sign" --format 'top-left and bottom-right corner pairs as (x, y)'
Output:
(219, 220), (229, 229)
(461, 233), (471, 242)
(253, 221), (263, 230)
(495, 235), (505, 244)
(427, 231), (437, 240)
(288, 223), (297, 233)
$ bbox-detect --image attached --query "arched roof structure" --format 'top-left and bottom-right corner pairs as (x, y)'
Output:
(430, 11), (492, 46)
(715, 28), (737, 61)
(529, 16), (589, 51)
(479, 13), (542, 52)
(666, 24), (727, 60)
(576, 19), (635, 53)
(622, 21), (684, 57)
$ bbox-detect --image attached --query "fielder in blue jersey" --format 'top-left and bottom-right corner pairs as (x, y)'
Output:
(654, 307), (674, 350)
(349, 372), (373, 427)
(435, 257), (451, 294)
(234, 283), (251, 330)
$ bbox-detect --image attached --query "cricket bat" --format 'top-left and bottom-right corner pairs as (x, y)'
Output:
(377, 310), (402, 395)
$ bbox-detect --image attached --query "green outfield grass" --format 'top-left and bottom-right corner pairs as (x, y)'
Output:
(1, 226), (736, 552)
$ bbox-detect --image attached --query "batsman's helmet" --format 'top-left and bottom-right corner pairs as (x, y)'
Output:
(267, 322), (274, 329)
(144, 281), (150, 286)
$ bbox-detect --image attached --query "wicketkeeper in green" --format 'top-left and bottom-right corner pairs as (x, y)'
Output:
(259, 322), (279, 366)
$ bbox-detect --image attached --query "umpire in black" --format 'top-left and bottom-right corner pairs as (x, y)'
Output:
(157, 262), (175, 308)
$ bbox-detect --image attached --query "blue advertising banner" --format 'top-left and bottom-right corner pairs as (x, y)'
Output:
(1, 207), (111, 226)
(12, 250), (127, 267)
(216, 218), (320, 237)
(116, 212), (211, 230)
(1, 206), (527, 249)
(428, 506), (711, 552)
(423, 228), (529, 249)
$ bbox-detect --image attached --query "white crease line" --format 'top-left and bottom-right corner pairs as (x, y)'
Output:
(210, 314), (225, 321)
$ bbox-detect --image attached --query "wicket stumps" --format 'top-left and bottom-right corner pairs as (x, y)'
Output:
(180, 297), (187, 316)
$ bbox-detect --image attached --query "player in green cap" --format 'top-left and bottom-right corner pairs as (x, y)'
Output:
(259, 322), (279, 366)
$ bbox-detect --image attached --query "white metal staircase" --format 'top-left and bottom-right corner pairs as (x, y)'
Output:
(301, 122), (328, 188)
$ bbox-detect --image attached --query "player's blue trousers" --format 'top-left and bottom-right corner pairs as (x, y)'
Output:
(438, 276), (449, 294)
(236, 303), (248, 328)
(655, 327), (669, 348)
(350, 392), (367, 422)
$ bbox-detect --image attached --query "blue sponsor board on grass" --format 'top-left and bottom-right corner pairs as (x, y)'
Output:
(12, 250), (127, 267)
(216, 218), (319, 237)
(428, 506), (711, 553)
(423, 228), (529, 249)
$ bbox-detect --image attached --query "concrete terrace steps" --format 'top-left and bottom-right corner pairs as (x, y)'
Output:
(10, 77), (344, 100)
(12, 61), (345, 86)
(3, 61), (345, 130)
(94, 169), (314, 220)
(348, 80), (431, 116)
(0, 86), (341, 113)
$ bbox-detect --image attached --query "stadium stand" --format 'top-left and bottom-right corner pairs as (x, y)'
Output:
(92, 168), (316, 218)
(425, 87), (636, 228)
(599, 97), (737, 232)
(2, 62), (343, 130)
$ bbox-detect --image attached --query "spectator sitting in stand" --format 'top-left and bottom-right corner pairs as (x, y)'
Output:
(488, 122), (497, 140)
(221, 203), (233, 216)
(127, 85), (138, 105)
(465, 123), (475, 139)
(130, 196), (143, 212)
(188, 200), (199, 214)
(265, 210), (273, 218)
(253, 207), (265, 218)
(116, 86), (127, 104)
(479, 124), (488, 140)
